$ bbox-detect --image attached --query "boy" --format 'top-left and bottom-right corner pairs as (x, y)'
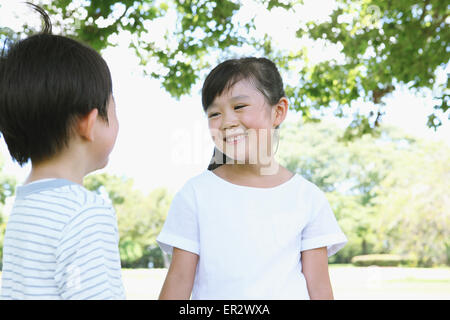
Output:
(0, 5), (125, 299)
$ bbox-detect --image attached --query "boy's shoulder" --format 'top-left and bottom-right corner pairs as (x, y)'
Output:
(14, 178), (113, 218)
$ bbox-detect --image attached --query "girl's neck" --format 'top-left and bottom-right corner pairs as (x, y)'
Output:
(213, 161), (294, 188)
(223, 162), (277, 176)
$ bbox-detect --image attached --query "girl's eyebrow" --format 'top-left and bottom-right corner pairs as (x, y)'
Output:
(229, 95), (250, 102)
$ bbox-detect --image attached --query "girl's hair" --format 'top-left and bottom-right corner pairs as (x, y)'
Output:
(202, 57), (285, 112)
(0, 3), (112, 166)
(201, 57), (285, 170)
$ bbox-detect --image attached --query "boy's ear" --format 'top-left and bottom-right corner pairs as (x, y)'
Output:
(273, 97), (289, 128)
(77, 108), (98, 141)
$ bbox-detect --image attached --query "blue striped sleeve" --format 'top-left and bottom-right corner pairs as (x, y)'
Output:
(54, 203), (124, 300)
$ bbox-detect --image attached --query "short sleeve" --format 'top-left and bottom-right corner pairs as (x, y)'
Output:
(54, 205), (125, 300)
(157, 184), (200, 256)
(301, 191), (347, 257)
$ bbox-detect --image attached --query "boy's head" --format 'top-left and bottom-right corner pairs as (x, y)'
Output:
(0, 5), (117, 169)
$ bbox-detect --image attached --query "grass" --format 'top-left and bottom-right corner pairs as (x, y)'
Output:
(387, 278), (450, 283)
(328, 265), (450, 300)
(1, 266), (449, 299)
(121, 265), (450, 300)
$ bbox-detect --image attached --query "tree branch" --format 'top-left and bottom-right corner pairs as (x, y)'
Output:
(419, 0), (430, 22)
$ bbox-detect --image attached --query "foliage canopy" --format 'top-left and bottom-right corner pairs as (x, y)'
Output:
(1, 0), (448, 138)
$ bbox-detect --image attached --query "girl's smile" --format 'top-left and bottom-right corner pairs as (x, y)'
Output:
(224, 133), (248, 144)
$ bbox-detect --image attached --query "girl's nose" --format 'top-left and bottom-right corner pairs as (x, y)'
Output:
(220, 111), (239, 131)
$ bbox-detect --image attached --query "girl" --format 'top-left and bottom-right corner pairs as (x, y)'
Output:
(157, 57), (347, 300)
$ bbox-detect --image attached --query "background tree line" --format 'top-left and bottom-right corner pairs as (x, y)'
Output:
(277, 120), (449, 267)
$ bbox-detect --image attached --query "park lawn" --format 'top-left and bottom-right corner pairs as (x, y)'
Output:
(122, 265), (450, 299)
(328, 265), (450, 300)
(1, 266), (449, 299)
(122, 265), (450, 300)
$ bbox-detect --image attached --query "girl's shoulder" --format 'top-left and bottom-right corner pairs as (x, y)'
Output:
(184, 170), (213, 187)
(174, 170), (212, 196)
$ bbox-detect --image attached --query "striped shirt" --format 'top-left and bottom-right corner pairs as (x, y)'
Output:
(0, 179), (126, 300)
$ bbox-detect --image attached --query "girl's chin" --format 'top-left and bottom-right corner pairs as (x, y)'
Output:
(222, 150), (275, 165)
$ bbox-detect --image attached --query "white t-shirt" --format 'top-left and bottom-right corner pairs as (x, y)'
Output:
(157, 170), (347, 300)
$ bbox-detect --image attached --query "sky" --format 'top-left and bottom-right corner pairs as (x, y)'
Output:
(0, 0), (449, 196)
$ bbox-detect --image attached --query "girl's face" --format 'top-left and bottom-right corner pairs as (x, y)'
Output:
(206, 79), (286, 164)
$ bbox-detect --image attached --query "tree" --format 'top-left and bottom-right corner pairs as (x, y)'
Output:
(372, 139), (450, 266)
(2, 0), (264, 97)
(292, 0), (449, 136)
(0, 153), (17, 270)
(0, 215), (5, 270)
(277, 120), (450, 266)
(1, 0), (447, 139)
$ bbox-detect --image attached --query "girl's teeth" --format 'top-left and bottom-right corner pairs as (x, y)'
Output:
(226, 135), (245, 143)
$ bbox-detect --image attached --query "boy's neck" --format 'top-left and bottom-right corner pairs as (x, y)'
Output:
(25, 148), (92, 186)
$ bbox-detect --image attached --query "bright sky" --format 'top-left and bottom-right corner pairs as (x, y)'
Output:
(0, 0), (449, 195)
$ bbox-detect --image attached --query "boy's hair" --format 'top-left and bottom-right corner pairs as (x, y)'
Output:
(201, 57), (286, 170)
(201, 57), (285, 112)
(0, 4), (112, 166)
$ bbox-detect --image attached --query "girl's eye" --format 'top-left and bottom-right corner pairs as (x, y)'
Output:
(235, 105), (246, 110)
(208, 113), (220, 118)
